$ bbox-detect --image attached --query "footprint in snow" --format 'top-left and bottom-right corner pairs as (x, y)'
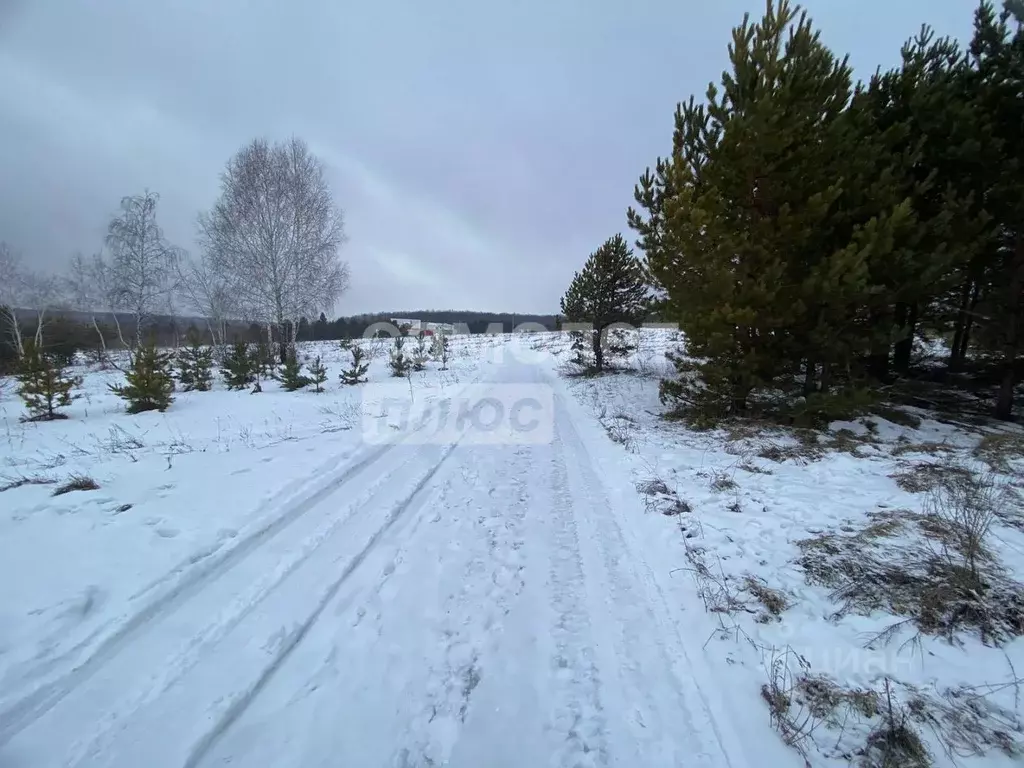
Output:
(155, 527), (179, 538)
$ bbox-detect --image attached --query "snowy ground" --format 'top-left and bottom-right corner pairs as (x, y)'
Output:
(1, 330), (1022, 767)
(539, 330), (1024, 768)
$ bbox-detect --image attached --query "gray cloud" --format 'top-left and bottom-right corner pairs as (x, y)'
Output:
(0, 0), (971, 314)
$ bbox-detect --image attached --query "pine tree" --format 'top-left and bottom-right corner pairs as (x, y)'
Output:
(964, 1), (1024, 419)
(109, 339), (174, 413)
(222, 340), (255, 390)
(177, 328), (214, 392)
(559, 234), (647, 373)
(279, 348), (311, 391)
(308, 355), (329, 392)
(862, 27), (986, 381)
(388, 334), (410, 377)
(628, 0), (909, 419)
(16, 340), (80, 421)
(340, 344), (371, 385)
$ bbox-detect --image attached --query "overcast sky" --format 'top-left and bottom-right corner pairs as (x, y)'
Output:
(0, 0), (972, 315)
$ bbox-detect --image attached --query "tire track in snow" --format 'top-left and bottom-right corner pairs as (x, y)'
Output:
(66, 449), (437, 768)
(0, 440), (409, 745)
(545, 431), (610, 768)
(554, 390), (751, 768)
(392, 445), (532, 766)
(0, 387), (477, 755)
(181, 437), (466, 768)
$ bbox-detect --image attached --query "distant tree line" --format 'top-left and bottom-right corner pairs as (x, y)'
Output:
(0, 307), (559, 376)
(294, 310), (559, 340)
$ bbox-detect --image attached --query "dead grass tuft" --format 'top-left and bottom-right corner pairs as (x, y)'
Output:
(872, 406), (924, 430)
(52, 474), (100, 496)
(636, 475), (692, 516)
(757, 439), (822, 464)
(797, 474), (1024, 645)
(891, 438), (957, 457)
(763, 647), (1022, 766)
(974, 431), (1024, 474)
(0, 474), (57, 493)
(755, 426), (879, 463)
(737, 459), (773, 475)
(796, 675), (879, 722)
(744, 575), (790, 622)
(890, 460), (975, 494)
(864, 710), (930, 767)
(708, 470), (738, 492)
(761, 647), (831, 758)
(925, 682), (1023, 759)
(825, 427), (878, 457)
(636, 477), (671, 496)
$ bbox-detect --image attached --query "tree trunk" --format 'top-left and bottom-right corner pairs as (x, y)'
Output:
(994, 237), (1024, 420)
(820, 361), (833, 391)
(996, 365), (1016, 420)
(3, 306), (25, 359)
(956, 283), (980, 365)
(730, 378), (748, 414)
(865, 307), (892, 382)
(592, 326), (604, 372)
(949, 279), (973, 371)
(803, 359), (817, 396)
(893, 302), (917, 375)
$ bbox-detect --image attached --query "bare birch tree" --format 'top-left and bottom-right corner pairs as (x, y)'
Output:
(0, 242), (65, 358)
(105, 190), (183, 346)
(176, 251), (235, 352)
(0, 242), (24, 357)
(198, 137), (348, 360)
(64, 252), (129, 366)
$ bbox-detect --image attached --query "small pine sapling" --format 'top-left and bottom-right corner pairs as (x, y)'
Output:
(560, 234), (647, 374)
(193, 345), (214, 391)
(432, 332), (451, 370)
(251, 339), (275, 381)
(109, 339), (175, 413)
(279, 348), (311, 391)
(389, 334), (411, 377)
(177, 345), (194, 390)
(568, 329), (592, 371)
(177, 328), (214, 391)
(605, 326), (636, 369)
(308, 355), (329, 392)
(16, 340), (81, 421)
(412, 334), (429, 371)
(340, 344), (370, 385)
(223, 340), (255, 390)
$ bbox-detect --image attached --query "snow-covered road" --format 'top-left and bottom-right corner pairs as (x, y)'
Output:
(0, 359), (756, 768)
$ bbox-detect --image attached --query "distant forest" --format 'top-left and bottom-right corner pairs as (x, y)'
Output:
(5, 307), (560, 358)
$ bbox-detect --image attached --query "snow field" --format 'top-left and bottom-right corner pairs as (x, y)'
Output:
(2, 328), (1022, 767)
(541, 328), (1024, 767)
